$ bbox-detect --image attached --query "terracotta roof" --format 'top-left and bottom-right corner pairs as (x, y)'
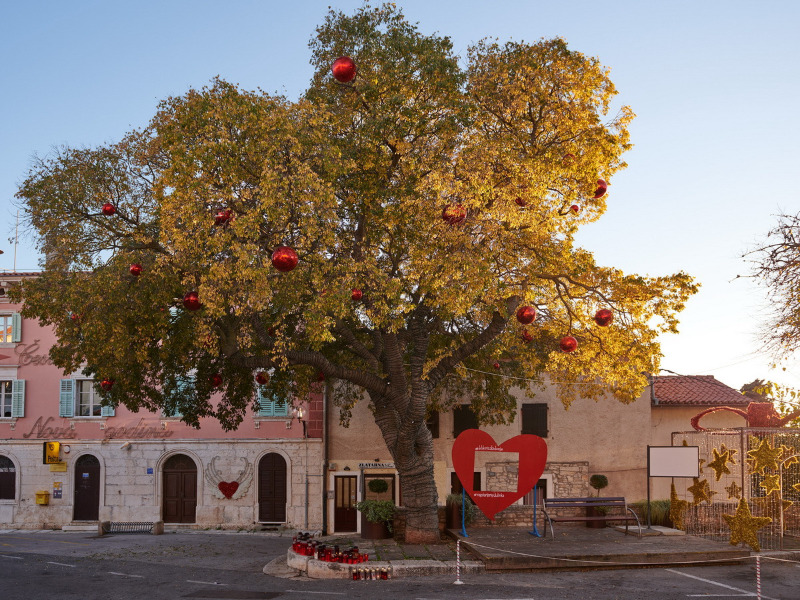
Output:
(652, 375), (749, 407)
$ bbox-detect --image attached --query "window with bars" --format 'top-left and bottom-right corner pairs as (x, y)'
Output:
(521, 403), (548, 438)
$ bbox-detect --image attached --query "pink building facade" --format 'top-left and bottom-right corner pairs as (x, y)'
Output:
(0, 274), (324, 530)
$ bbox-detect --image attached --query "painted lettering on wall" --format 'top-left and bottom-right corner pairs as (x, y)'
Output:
(104, 419), (174, 440)
(22, 416), (77, 439)
(14, 339), (55, 366)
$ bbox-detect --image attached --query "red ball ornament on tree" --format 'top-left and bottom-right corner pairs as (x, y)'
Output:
(129, 263), (142, 277)
(493, 361), (501, 369)
(516, 305), (536, 325)
(351, 288), (363, 301)
(515, 197), (527, 207)
(594, 308), (613, 327)
(100, 378), (115, 391)
(332, 56), (357, 83)
(210, 373), (223, 388)
(271, 246), (298, 272)
(559, 336), (578, 353)
(214, 208), (232, 226)
(521, 329), (534, 343)
(255, 371), (269, 386)
(442, 204), (467, 225)
(592, 179), (608, 199)
(570, 205), (580, 214)
(183, 291), (202, 311)
(101, 202), (116, 216)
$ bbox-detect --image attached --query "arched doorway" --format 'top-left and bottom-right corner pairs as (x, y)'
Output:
(162, 454), (197, 523)
(258, 453), (287, 523)
(73, 454), (100, 521)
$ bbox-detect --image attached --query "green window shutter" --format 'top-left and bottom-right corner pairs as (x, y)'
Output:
(257, 388), (274, 417)
(59, 379), (75, 417)
(11, 313), (21, 343)
(163, 376), (191, 418)
(274, 397), (288, 417)
(100, 404), (115, 417)
(11, 379), (25, 418)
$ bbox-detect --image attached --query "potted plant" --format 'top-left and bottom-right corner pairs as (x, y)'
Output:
(355, 499), (395, 539)
(367, 478), (389, 495)
(445, 493), (477, 529)
(587, 474), (609, 528)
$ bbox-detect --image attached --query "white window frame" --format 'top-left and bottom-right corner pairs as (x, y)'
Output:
(59, 378), (114, 418)
(0, 379), (24, 419)
(0, 313), (21, 345)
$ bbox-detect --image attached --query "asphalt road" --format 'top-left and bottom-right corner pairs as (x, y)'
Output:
(1, 530), (799, 599)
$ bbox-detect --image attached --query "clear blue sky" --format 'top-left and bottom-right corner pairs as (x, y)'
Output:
(2, 1), (799, 393)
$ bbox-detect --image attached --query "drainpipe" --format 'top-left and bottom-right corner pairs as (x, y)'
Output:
(322, 379), (330, 534)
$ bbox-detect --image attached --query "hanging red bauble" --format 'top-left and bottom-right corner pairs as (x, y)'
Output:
(515, 197), (527, 207)
(351, 288), (363, 301)
(317, 371), (326, 382)
(255, 371), (270, 385)
(516, 305), (536, 325)
(267, 327), (277, 337)
(100, 378), (115, 391)
(570, 205), (580, 214)
(210, 373), (223, 388)
(214, 208), (232, 226)
(101, 202), (117, 216)
(183, 291), (202, 311)
(332, 56), (357, 82)
(594, 308), (613, 327)
(129, 263), (142, 276)
(272, 246), (298, 272)
(592, 179), (607, 199)
(442, 204), (467, 225)
(69, 312), (79, 322)
(559, 336), (578, 353)
(521, 329), (533, 343)
(493, 362), (501, 369)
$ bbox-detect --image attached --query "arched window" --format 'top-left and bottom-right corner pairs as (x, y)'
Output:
(0, 455), (16, 500)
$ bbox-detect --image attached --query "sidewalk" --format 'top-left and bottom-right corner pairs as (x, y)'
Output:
(278, 525), (800, 579)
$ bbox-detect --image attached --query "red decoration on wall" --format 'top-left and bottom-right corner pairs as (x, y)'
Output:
(452, 429), (547, 520)
(592, 179), (608, 199)
(594, 309), (613, 327)
(351, 288), (363, 301)
(214, 208), (232, 226)
(442, 204), (467, 225)
(516, 305), (536, 325)
(691, 402), (800, 431)
(101, 202), (116, 216)
(100, 378), (115, 391)
(217, 481), (240, 499)
(183, 291), (202, 311)
(559, 336), (578, 353)
(255, 371), (269, 385)
(271, 246), (298, 272)
(129, 263), (142, 277)
(332, 56), (357, 82)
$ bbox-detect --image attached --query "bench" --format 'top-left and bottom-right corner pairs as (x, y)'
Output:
(542, 497), (642, 539)
(99, 521), (164, 535)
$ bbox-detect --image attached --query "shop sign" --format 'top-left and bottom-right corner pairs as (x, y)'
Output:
(358, 462), (395, 469)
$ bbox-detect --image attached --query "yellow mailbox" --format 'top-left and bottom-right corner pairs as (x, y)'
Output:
(35, 491), (50, 505)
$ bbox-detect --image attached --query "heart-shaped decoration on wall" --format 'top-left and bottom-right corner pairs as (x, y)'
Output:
(452, 429), (547, 520)
(218, 481), (240, 499)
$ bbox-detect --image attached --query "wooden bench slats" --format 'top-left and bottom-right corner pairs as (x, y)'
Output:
(542, 496), (642, 539)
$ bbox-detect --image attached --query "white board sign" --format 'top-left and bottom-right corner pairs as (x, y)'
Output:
(648, 445), (699, 478)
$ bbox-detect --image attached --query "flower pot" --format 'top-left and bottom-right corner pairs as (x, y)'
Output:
(586, 506), (606, 528)
(445, 502), (461, 529)
(360, 513), (392, 539)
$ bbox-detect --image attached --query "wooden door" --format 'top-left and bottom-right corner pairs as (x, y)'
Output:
(258, 453), (287, 522)
(73, 454), (100, 521)
(162, 454), (197, 523)
(334, 475), (357, 532)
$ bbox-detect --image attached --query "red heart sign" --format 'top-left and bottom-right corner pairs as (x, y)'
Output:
(218, 481), (239, 499)
(452, 429), (547, 520)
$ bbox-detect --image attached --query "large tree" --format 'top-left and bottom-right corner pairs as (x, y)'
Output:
(14, 4), (696, 542)
(749, 211), (800, 356)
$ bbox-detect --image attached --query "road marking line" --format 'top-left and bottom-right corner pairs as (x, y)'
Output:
(284, 591), (347, 595)
(0, 554), (23, 560)
(1, 535), (89, 546)
(186, 580), (227, 586)
(108, 571), (144, 578)
(47, 561), (76, 567)
(666, 568), (776, 600)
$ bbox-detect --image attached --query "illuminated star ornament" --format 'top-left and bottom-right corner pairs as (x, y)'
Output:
(725, 481), (742, 500)
(780, 444), (799, 468)
(707, 448), (734, 482)
(720, 443), (738, 463)
(687, 477), (717, 506)
(722, 498), (772, 552)
(794, 482), (800, 494)
(751, 495), (793, 524)
(669, 483), (689, 531)
(759, 473), (782, 496)
(747, 438), (784, 474)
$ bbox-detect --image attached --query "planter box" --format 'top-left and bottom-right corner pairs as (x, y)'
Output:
(360, 514), (392, 539)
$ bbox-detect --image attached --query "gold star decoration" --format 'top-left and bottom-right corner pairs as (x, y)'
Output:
(747, 438), (783, 474)
(793, 482), (800, 494)
(720, 443), (738, 463)
(780, 444), (799, 468)
(707, 448), (734, 481)
(687, 477), (717, 506)
(725, 480), (742, 500)
(669, 483), (689, 531)
(759, 473), (782, 496)
(752, 494), (793, 526)
(722, 498), (772, 552)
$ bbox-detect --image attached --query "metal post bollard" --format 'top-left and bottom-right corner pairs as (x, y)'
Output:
(756, 555), (761, 600)
(453, 539), (464, 585)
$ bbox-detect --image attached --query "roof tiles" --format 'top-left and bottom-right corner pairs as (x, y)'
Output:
(652, 375), (749, 407)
